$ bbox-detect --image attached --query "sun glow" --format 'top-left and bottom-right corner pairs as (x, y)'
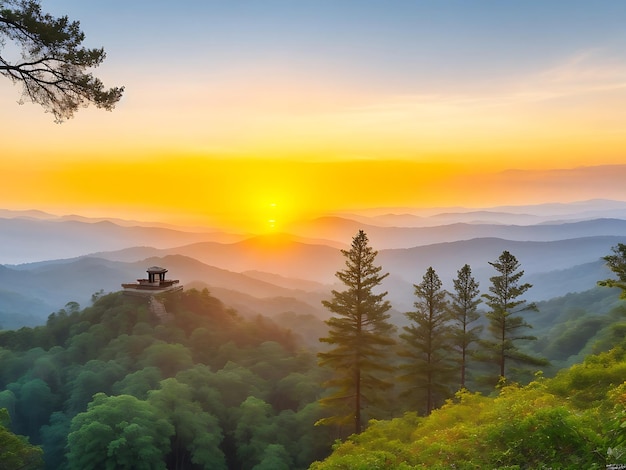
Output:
(259, 200), (294, 233)
(267, 202), (277, 231)
(3, 153), (625, 234)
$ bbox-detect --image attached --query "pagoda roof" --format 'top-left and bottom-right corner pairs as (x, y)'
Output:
(146, 266), (168, 273)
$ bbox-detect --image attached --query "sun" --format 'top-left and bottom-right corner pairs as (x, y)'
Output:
(260, 199), (299, 233)
(267, 202), (277, 231)
(248, 191), (308, 234)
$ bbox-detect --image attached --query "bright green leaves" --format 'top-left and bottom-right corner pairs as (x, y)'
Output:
(0, 408), (43, 470)
(312, 374), (610, 469)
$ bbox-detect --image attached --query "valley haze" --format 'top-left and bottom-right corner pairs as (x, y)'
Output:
(0, 198), (624, 330)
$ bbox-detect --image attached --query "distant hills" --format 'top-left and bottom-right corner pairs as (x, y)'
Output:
(0, 255), (332, 328)
(336, 198), (626, 224)
(285, 216), (626, 249)
(0, 199), (625, 329)
(0, 216), (246, 265)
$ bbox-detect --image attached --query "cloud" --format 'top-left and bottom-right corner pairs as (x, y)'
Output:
(514, 49), (626, 101)
(339, 49), (626, 117)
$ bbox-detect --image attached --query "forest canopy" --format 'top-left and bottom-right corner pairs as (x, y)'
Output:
(0, 239), (626, 468)
(0, 289), (334, 469)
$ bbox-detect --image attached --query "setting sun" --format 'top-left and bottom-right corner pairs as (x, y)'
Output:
(0, 1), (624, 232)
(3, 2), (626, 468)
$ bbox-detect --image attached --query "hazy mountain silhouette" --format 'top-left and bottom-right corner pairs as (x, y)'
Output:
(378, 236), (621, 309)
(88, 234), (345, 284)
(2, 200), (626, 329)
(185, 280), (326, 319)
(0, 254), (330, 327)
(337, 199), (626, 222)
(241, 270), (327, 292)
(0, 287), (51, 329)
(135, 254), (321, 300)
(0, 217), (243, 264)
(3, 200), (626, 263)
(2, 232), (620, 329)
(285, 217), (626, 249)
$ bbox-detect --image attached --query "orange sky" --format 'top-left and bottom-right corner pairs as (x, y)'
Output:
(2, 2), (626, 233)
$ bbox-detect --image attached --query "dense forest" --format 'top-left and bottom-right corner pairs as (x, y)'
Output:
(0, 289), (335, 469)
(1, 240), (626, 468)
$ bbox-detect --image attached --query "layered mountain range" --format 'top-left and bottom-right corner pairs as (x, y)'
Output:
(0, 199), (624, 329)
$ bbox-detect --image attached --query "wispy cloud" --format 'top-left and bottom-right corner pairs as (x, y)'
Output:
(515, 49), (626, 100)
(349, 49), (626, 115)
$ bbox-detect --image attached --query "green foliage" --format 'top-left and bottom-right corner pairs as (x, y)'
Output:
(606, 382), (626, 463)
(480, 385), (603, 469)
(480, 250), (547, 381)
(66, 393), (173, 470)
(15, 378), (57, 439)
(599, 243), (626, 297)
(252, 443), (292, 470)
(546, 346), (626, 409)
(5, 238), (626, 469)
(112, 367), (163, 399)
(139, 342), (193, 378)
(314, 343), (626, 468)
(39, 411), (70, 470)
(544, 315), (609, 361)
(449, 264), (483, 389)
(234, 396), (280, 469)
(148, 378), (226, 470)
(0, 0), (123, 121)
(399, 267), (455, 415)
(0, 289), (334, 469)
(65, 359), (125, 415)
(318, 230), (396, 435)
(528, 288), (625, 371)
(312, 370), (612, 469)
(0, 408), (43, 469)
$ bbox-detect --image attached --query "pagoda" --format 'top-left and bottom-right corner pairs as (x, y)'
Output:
(122, 266), (182, 296)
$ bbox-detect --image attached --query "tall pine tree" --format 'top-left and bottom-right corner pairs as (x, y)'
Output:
(449, 264), (482, 389)
(317, 230), (395, 435)
(480, 251), (546, 383)
(399, 267), (454, 415)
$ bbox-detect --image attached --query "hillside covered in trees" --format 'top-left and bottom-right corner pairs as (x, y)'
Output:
(311, 345), (626, 469)
(309, 240), (626, 468)
(1, 239), (626, 469)
(0, 289), (335, 469)
(2, 285), (626, 469)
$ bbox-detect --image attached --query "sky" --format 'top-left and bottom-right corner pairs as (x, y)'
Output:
(2, 1), (626, 232)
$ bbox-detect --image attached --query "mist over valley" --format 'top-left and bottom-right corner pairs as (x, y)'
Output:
(1, 199), (623, 330)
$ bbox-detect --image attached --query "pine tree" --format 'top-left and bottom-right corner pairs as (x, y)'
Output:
(0, 0), (123, 121)
(449, 264), (482, 389)
(399, 267), (454, 415)
(480, 251), (547, 382)
(317, 230), (395, 435)
(598, 243), (626, 298)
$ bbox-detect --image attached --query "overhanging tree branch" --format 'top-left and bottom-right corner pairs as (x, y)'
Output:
(0, 0), (123, 122)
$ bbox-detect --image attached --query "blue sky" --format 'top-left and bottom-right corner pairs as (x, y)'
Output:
(2, 1), (626, 226)
(50, 0), (626, 87)
(48, 1), (626, 96)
